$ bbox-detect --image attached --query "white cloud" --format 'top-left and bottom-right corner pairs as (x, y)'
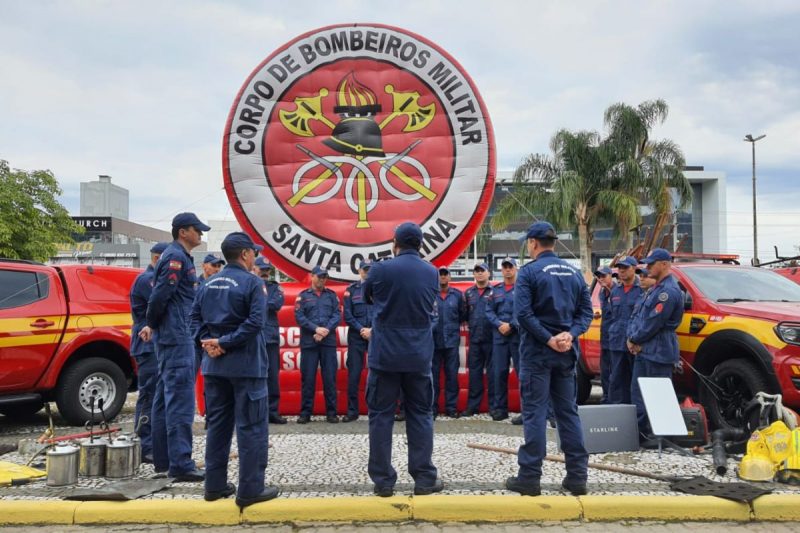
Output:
(1, 0), (798, 250)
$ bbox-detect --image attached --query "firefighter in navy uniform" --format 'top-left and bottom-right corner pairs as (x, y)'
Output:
(594, 266), (615, 403)
(255, 257), (287, 424)
(507, 221), (593, 497)
(191, 232), (279, 508)
(607, 256), (643, 405)
(486, 257), (520, 421)
(363, 222), (442, 497)
(432, 266), (466, 418)
(294, 266), (341, 424)
(626, 248), (684, 443)
(140, 212), (208, 482)
(129, 241), (168, 464)
(198, 254), (225, 283)
(342, 261), (373, 422)
(462, 263), (495, 417)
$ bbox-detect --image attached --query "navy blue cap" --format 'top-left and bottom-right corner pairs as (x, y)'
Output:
(525, 221), (558, 240)
(642, 248), (672, 264)
(172, 212), (211, 232)
(203, 254), (225, 266)
(220, 232), (263, 254)
(394, 222), (423, 247)
(254, 257), (272, 271)
(150, 242), (169, 254)
(501, 257), (517, 267)
(636, 267), (649, 277)
(438, 266), (450, 274)
(617, 256), (638, 268)
(473, 262), (489, 272)
(358, 261), (371, 270)
(311, 265), (328, 276)
(594, 266), (612, 277)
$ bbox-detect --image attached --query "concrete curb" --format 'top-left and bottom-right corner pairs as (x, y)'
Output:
(1, 494), (800, 525)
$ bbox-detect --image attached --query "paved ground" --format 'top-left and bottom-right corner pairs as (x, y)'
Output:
(1, 522), (799, 532)
(1, 389), (797, 500)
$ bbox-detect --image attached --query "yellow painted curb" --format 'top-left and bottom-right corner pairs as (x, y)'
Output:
(0, 500), (78, 524)
(580, 495), (752, 522)
(243, 496), (412, 523)
(73, 500), (240, 525)
(752, 494), (800, 521)
(412, 495), (581, 522)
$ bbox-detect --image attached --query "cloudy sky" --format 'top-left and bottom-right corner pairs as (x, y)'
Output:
(1, 1), (798, 263)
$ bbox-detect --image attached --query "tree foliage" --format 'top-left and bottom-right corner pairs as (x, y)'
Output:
(491, 99), (690, 273)
(0, 160), (82, 262)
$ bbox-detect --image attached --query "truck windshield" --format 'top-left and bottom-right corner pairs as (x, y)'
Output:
(681, 266), (800, 303)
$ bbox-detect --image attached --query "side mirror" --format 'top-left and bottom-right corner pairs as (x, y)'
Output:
(683, 291), (693, 311)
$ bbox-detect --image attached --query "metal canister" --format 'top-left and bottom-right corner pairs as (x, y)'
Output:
(105, 436), (135, 479)
(78, 437), (108, 477)
(46, 444), (79, 486)
(131, 435), (141, 472)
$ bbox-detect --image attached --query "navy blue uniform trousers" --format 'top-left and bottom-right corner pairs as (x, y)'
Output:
(366, 369), (437, 489)
(150, 343), (197, 476)
(608, 349), (634, 405)
(300, 345), (338, 417)
(203, 376), (268, 499)
(432, 347), (459, 412)
(491, 340), (520, 415)
(466, 341), (494, 412)
(518, 352), (588, 483)
(600, 347), (611, 403)
(266, 343), (281, 417)
(134, 353), (157, 457)
(346, 337), (368, 416)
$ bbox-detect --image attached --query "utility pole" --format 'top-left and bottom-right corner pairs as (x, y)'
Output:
(744, 134), (766, 266)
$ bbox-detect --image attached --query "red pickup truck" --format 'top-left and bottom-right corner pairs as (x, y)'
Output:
(577, 262), (800, 429)
(0, 259), (139, 425)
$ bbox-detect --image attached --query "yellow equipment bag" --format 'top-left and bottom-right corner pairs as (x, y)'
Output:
(0, 461), (46, 486)
(775, 427), (800, 485)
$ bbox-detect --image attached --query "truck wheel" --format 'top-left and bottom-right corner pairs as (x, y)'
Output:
(576, 365), (592, 405)
(55, 358), (127, 426)
(0, 400), (44, 419)
(700, 358), (769, 431)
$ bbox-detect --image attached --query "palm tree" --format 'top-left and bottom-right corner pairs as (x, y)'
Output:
(491, 129), (640, 273)
(603, 100), (691, 251)
(492, 99), (691, 273)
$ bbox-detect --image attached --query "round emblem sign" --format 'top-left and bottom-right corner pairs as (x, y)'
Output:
(224, 23), (495, 282)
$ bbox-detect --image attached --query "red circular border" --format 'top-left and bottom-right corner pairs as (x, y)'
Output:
(222, 23), (496, 282)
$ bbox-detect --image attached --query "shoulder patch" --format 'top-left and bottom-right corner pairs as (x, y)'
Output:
(658, 292), (669, 302)
(168, 260), (182, 271)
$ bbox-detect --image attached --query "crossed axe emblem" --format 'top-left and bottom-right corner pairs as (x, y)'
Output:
(278, 84), (438, 229)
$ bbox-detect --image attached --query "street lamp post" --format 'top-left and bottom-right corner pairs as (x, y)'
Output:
(744, 133), (766, 266)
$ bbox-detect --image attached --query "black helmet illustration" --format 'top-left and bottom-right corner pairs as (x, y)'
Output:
(323, 72), (385, 157)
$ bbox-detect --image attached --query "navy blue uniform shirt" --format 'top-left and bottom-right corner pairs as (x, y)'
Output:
(608, 280), (644, 351)
(626, 274), (684, 364)
(294, 287), (341, 348)
(465, 285), (493, 344)
(146, 241), (198, 345)
(434, 287), (466, 349)
(343, 279), (373, 339)
(130, 265), (156, 356)
(363, 249), (438, 373)
(191, 263), (267, 378)
(599, 285), (613, 349)
(485, 282), (519, 344)
(514, 251), (593, 361)
(261, 280), (284, 345)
